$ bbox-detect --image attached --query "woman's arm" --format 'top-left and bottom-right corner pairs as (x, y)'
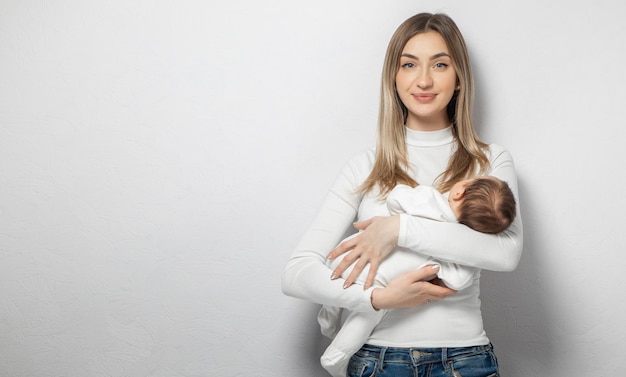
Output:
(281, 152), (379, 312)
(282, 151), (456, 311)
(370, 266), (455, 309)
(330, 145), (523, 288)
(398, 145), (523, 271)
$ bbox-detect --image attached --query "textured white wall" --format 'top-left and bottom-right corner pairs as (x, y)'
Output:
(1, 1), (625, 376)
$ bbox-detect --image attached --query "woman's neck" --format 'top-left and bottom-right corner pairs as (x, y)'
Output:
(405, 126), (453, 147)
(405, 113), (450, 131)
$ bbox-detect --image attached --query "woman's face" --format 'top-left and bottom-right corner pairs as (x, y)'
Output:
(395, 31), (458, 131)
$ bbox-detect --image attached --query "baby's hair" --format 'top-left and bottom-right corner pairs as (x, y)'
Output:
(457, 177), (516, 234)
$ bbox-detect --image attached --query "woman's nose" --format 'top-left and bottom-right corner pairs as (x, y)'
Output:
(416, 70), (432, 88)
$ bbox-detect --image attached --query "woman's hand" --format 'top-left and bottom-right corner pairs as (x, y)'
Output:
(370, 265), (457, 309)
(328, 215), (400, 289)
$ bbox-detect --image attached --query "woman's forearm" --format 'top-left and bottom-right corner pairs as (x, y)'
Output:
(282, 251), (377, 312)
(398, 145), (524, 271)
(398, 214), (523, 270)
(281, 152), (378, 312)
(281, 193), (377, 312)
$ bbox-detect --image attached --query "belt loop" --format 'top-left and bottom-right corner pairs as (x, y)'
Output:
(377, 347), (387, 372)
(441, 347), (448, 367)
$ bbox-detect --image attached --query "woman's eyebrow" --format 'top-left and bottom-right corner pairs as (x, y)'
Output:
(401, 52), (451, 60)
(431, 52), (451, 60)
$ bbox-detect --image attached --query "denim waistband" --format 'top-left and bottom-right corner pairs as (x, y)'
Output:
(357, 343), (493, 365)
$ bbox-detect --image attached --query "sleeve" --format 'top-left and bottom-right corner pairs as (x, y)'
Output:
(434, 260), (478, 290)
(397, 145), (523, 271)
(281, 151), (378, 313)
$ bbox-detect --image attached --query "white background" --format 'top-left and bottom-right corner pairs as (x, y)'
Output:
(1, 1), (625, 376)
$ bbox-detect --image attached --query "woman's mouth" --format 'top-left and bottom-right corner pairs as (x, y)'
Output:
(412, 93), (436, 102)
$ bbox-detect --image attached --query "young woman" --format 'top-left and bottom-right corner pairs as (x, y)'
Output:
(282, 12), (523, 377)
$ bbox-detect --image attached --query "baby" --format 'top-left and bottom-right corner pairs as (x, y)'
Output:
(319, 176), (516, 377)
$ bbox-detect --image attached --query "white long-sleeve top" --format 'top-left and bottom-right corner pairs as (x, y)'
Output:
(282, 126), (523, 347)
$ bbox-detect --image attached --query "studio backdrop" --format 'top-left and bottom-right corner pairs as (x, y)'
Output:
(1, 1), (625, 376)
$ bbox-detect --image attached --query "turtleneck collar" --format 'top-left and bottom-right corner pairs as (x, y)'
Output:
(405, 126), (454, 147)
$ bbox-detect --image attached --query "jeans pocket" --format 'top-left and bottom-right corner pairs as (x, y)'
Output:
(347, 353), (378, 377)
(449, 349), (499, 377)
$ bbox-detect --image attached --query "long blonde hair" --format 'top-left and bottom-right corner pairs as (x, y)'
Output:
(360, 13), (489, 197)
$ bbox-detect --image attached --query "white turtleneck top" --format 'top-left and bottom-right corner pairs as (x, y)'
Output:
(282, 127), (523, 347)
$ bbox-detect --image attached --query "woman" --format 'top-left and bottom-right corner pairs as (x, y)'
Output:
(282, 12), (522, 377)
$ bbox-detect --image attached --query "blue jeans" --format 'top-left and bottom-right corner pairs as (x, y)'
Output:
(347, 343), (499, 377)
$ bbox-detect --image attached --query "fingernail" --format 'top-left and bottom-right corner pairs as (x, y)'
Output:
(327, 253), (333, 259)
(343, 282), (350, 289)
(331, 273), (337, 280)
(432, 265), (440, 271)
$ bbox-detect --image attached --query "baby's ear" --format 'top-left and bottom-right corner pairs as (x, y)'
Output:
(454, 188), (466, 198)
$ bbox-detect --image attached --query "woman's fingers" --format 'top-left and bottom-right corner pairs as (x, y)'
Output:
(421, 280), (457, 300)
(330, 244), (382, 288)
(327, 233), (358, 260)
(371, 266), (457, 309)
(406, 266), (456, 300)
(404, 265), (440, 283)
(363, 260), (380, 290)
(330, 242), (361, 280)
(328, 216), (399, 288)
(343, 257), (370, 289)
(352, 218), (373, 231)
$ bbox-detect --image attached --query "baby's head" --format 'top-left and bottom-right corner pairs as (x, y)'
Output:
(448, 176), (516, 234)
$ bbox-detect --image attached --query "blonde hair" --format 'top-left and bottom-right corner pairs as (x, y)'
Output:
(360, 13), (489, 197)
(457, 177), (517, 234)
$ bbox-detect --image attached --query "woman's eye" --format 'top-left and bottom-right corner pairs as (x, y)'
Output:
(434, 62), (449, 69)
(401, 62), (415, 69)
